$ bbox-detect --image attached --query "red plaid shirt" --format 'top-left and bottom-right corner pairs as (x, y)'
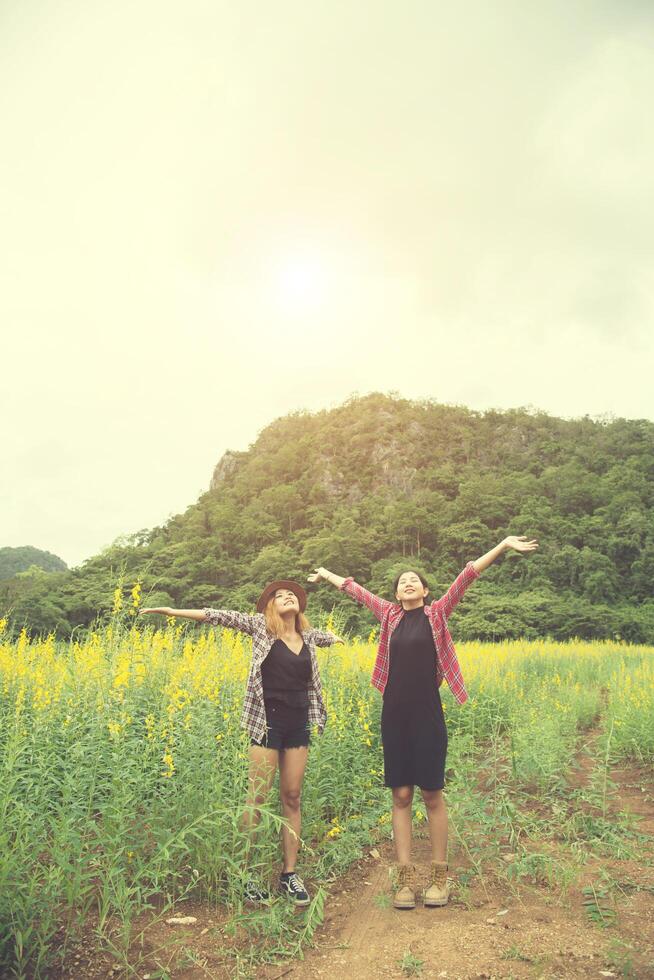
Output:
(339, 562), (480, 703)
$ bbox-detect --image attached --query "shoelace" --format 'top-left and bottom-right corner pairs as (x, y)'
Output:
(245, 881), (269, 899)
(398, 865), (413, 887)
(284, 873), (306, 894)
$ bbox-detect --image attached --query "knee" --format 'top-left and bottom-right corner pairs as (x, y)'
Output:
(281, 788), (302, 811)
(243, 792), (267, 817)
(392, 788), (413, 809)
(422, 789), (444, 812)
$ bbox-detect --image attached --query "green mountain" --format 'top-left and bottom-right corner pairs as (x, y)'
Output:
(2, 393), (653, 641)
(0, 546), (68, 581)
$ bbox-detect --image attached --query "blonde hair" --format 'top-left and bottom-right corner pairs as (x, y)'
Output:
(264, 596), (310, 638)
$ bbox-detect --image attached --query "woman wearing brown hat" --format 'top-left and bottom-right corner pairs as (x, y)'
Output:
(140, 579), (342, 906)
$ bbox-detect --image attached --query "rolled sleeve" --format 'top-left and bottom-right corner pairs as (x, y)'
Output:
(310, 628), (343, 647)
(203, 608), (259, 635)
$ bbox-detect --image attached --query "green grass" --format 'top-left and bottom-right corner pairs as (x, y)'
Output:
(0, 624), (652, 976)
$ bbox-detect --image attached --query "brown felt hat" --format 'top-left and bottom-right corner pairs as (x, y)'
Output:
(256, 579), (307, 613)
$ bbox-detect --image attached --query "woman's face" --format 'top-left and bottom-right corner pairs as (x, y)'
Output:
(395, 571), (429, 604)
(273, 589), (300, 615)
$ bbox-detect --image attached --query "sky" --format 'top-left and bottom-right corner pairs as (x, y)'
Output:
(1, 0), (653, 569)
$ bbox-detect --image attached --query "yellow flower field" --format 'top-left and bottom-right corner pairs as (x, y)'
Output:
(0, 612), (652, 976)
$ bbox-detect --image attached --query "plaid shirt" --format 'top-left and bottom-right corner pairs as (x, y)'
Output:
(202, 608), (341, 742)
(339, 561), (480, 704)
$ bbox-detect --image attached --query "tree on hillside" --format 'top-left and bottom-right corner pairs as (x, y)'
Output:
(2, 393), (652, 641)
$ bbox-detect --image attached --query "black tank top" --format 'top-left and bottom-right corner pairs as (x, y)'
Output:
(261, 638), (311, 708)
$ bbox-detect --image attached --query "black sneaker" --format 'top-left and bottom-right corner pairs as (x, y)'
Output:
(243, 879), (271, 903)
(278, 871), (311, 907)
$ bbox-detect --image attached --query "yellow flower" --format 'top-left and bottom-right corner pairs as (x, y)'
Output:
(131, 579), (142, 610)
(162, 747), (175, 777)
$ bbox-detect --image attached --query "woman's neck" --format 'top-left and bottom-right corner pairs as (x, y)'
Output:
(279, 611), (300, 637)
(401, 599), (425, 611)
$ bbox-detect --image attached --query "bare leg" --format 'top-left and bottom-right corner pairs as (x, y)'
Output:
(421, 788), (448, 863)
(391, 785), (414, 864)
(278, 746), (309, 872)
(241, 744), (279, 839)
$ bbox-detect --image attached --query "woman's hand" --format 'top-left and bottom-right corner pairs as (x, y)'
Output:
(139, 606), (173, 617)
(473, 535), (539, 574)
(308, 567), (346, 589)
(503, 535), (539, 554)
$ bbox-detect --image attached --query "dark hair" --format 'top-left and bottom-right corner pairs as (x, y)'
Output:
(393, 569), (429, 594)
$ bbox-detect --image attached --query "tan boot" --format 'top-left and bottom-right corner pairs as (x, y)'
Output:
(392, 863), (416, 909)
(424, 861), (449, 907)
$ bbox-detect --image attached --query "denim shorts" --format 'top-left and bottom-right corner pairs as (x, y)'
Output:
(250, 700), (311, 750)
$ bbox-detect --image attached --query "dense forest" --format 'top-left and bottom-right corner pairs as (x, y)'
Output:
(2, 393), (653, 641)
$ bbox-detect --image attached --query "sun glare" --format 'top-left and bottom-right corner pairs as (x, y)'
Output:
(273, 254), (328, 313)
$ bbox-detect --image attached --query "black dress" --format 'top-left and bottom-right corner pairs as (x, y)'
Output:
(380, 605), (448, 790)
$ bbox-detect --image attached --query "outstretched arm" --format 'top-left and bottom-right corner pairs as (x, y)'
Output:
(308, 568), (346, 589)
(141, 606), (205, 622)
(310, 627), (345, 647)
(435, 535), (538, 619)
(308, 567), (392, 623)
(472, 535), (538, 574)
(433, 565), (480, 619)
(140, 606), (258, 635)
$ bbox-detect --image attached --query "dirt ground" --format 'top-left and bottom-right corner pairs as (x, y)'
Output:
(262, 832), (653, 980)
(55, 757), (654, 980)
(49, 712), (654, 980)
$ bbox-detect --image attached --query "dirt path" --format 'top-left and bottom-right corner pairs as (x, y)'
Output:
(56, 753), (654, 980)
(259, 729), (654, 980)
(258, 835), (637, 980)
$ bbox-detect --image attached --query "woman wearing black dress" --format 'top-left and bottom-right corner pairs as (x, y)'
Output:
(309, 535), (537, 909)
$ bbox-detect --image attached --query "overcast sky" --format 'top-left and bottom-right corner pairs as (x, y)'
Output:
(1, 0), (652, 569)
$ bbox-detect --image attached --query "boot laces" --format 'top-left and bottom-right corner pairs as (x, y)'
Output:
(430, 862), (448, 888)
(398, 864), (413, 887)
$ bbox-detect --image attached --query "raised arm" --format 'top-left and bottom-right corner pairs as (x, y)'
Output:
(472, 535), (538, 574)
(308, 567), (392, 623)
(432, 564), (480, 619)
(140, 605), (259, 635)
(435, 535), (538, 618)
